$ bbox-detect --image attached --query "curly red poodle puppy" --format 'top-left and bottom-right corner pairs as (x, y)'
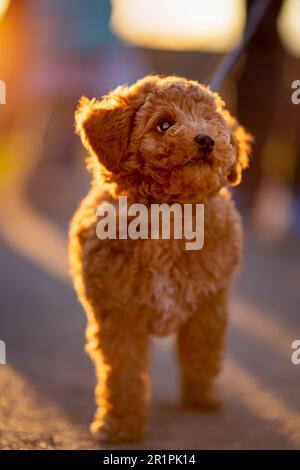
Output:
(69, 75), (251, 443)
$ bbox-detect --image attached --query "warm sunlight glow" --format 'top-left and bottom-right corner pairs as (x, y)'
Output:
(110, 0), (246, 52)
(278, 0), (300, 58)
(0, 0), (10, 21)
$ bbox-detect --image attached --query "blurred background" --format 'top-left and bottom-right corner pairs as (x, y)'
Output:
(0, 0), (300, 450)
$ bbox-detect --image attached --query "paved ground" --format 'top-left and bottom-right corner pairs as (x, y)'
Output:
(0, 184), (300, 450)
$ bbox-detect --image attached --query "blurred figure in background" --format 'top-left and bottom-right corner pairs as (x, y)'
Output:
(236, 0), (300, 241)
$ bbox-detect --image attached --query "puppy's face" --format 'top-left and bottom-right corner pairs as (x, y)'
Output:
(76, 76), (251, 202)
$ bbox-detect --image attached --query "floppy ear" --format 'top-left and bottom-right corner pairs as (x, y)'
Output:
(75, 77), (159, 173)
(225, 112), (252, 186)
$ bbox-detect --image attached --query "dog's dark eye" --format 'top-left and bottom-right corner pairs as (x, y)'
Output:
(156, 118), (174, 133)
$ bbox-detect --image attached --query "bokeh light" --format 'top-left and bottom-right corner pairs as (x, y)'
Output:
(278, 0), (300, 58)
(0, 0), (10, 21)
(110, 0), (246, 52)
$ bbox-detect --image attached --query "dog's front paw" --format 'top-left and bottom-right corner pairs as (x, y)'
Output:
(90, 417), (145, 444)
(181, 376), (222, 411)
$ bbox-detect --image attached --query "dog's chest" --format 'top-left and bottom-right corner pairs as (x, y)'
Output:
(139, 239), (198, 336)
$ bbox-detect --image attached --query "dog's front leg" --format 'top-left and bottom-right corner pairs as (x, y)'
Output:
(87, 314), (150, 443)
(176, 289), (228, 410)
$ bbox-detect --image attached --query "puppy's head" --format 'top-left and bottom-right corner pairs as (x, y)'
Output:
(76, 75), (251, 201)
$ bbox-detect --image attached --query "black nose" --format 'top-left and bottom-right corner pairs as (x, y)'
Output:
(194, 134), (215, 153)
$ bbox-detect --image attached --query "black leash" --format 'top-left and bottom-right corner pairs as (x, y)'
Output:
(210, 0), (272, 92)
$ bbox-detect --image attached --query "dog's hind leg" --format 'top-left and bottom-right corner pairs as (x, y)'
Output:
(86, 311), (150, 443)
(176, 289), (228, 410)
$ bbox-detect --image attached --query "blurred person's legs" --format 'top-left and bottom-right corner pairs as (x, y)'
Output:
(236, 0), (284, 215)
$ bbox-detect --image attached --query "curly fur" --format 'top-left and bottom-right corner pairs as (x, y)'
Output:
(69, 75), (252, 443)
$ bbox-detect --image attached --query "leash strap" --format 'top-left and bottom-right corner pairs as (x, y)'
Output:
(210, 0), (272, 92)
